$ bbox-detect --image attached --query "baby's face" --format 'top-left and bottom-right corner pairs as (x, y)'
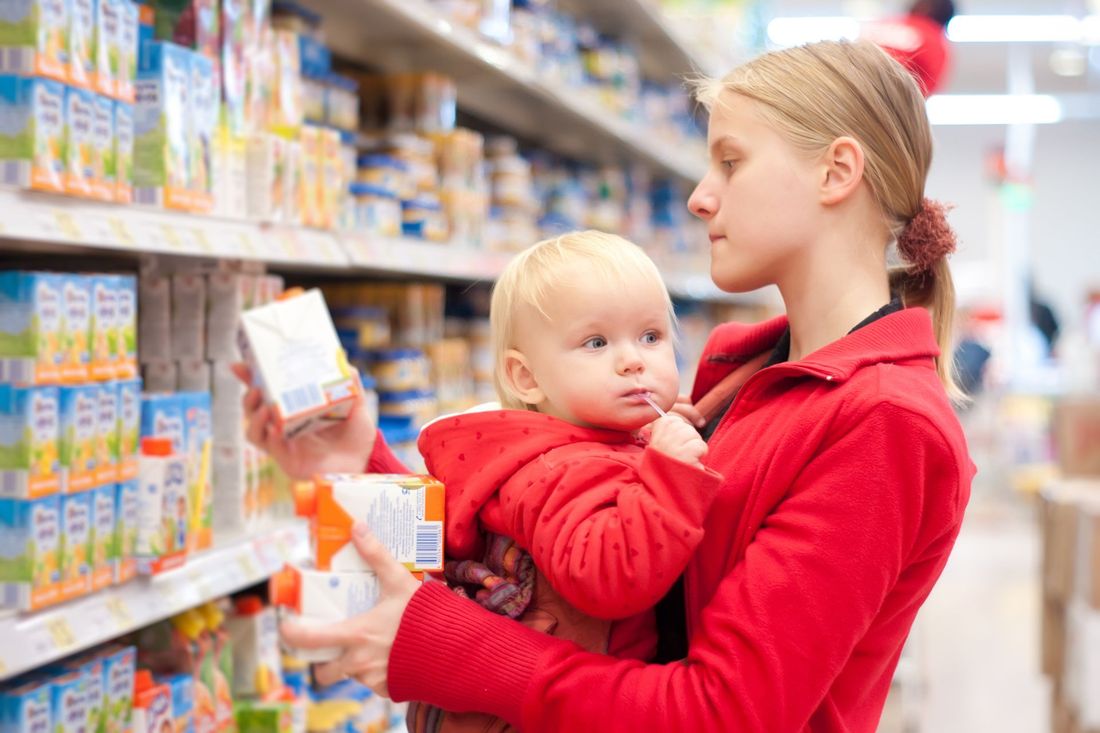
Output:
(513, 265), (679, 432)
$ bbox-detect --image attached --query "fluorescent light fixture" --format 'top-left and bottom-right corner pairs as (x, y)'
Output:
(769, 14), (1100, 47)
(926, 94), (1063, 125)
(766, 17), (862, 46)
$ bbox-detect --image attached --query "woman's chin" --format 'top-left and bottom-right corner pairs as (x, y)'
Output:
(710, 266), (768, 294)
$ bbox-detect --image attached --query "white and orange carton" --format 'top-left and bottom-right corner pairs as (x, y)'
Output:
(296, 473), (444, 574)
(236, 288), (361, 439)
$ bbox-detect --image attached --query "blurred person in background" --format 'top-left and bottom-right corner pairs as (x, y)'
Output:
(864, 0), (957, 95)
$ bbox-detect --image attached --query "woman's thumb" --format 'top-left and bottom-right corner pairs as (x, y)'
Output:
(351, 522), (410, 588)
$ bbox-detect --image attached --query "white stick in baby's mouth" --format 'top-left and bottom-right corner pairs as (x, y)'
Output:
(641, 393), (666, 417)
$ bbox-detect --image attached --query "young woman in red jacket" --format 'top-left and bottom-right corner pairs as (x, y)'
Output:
(244, 40), (975, 732)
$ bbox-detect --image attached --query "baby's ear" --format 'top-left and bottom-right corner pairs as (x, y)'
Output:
(501, 349), (544, 406)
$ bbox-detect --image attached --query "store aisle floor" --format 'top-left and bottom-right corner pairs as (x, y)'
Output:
(912, 477), (1050, 732)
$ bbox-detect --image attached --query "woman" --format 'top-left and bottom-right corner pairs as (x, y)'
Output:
(241, 40), (974, 731)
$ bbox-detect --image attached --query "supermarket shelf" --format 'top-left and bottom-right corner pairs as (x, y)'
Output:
(0, 521), (309, 682)
(342, 235), (513, 283)
(302, 0), (708, 184)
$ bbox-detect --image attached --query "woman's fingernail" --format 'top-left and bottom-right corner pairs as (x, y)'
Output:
(353, 522), (371, 538)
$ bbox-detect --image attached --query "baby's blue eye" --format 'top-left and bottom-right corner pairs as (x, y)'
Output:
(642, 331), (660, 345)
(584, 337), (607, 349)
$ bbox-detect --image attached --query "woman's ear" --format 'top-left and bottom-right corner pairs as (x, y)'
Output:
(820, 136), (865, 206)
(501, 349), (545, 406)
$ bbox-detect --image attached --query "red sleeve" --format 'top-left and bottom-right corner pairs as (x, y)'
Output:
(365, 432), (409, 474)
(388, 403), (965, 731)
(498, 447), (721, 620)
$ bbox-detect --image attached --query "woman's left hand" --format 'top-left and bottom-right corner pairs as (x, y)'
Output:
(280, 523), (421, 695)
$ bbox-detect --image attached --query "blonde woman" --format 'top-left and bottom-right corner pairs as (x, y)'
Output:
(245, 40), (974, 732)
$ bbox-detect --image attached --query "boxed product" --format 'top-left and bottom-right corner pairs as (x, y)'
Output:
(0, 493), (61, 610)
(0, 75), (65, 192)
(64, 85), (95, 197)
(59, 384), (100, 493)
(0, 679), (52, 733)
(0, 0), (68, 81)
(140, 391), (185, 450)
(49, 671), (88, 733)
(210, 361), (243, 445)
(171, 273), (206, 360)
(271, 564), (383, 662)
(99, 646), (137, 733)
(132, 672), (171, 733)
(237, 288), (361, 440)
(269, 28), (301, 139)
(93, 0), (121, 97)
(233, 700), (294, 733)
(177, 359), (210, 392)
(59, 488), (93, 599)
(211, 443), (245, 532)
(245, 133), (287, 222)
(60, 274), (91, 383)
(297, 124), (319, 227)
(70, 0), (95, 88)
(180, 391), (211, 550)
(225, 596), (282, 699)
(1055, 397), (1100, 477)
(161, 675), (194, 733)
(91, 482), (115, 589)
(211, 126), (247, 219)
(133, 41), (191, 209)
(115, 275), (138, 378)
(0, 271), (64, 385)
(135, 436), (187, 574)
(116, 0), (138, 101)
(95, 381), (119, 485)
(66, 656), (106, 733)
(113, 478), (139, 583)
(0, 384), (61, 499)
(205, 273), (244, 361)
(189, 51), (216, 212)
(89, 274), (119, 380)
(90, 93), (115, 200)
(137, 274), (170, 363)
(114, 100), (134, 202)
(300, 474), (445, 573)
(219, 0), (245, 136)
(117, 378), (141, 479)
(141, 361), (177, 393)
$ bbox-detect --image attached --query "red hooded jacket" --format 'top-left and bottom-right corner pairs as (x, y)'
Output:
(372, 308), (974, 732)
(417, 409), (723, 656)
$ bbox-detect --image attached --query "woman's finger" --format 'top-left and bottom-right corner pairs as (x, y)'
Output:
(230, 362), (252, 386)
(281, 616), (362, 651)
(350, 524), (420, 592)
(312, 658), (349, 688)
(245, 404), (271, 449)
(669, 402), (706, 428)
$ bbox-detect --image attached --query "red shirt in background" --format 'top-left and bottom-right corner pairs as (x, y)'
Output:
(864, 14), (951, 95)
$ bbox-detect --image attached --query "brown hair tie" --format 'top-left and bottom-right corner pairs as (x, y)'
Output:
(897, 197), (957, 273)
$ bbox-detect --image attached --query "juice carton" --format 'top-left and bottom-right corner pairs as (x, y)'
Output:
(69, 0), (94, 87)
(59, 488), (92, 599)
(0, 385), (61, 499)
(0, 76), (66, 193)
(95, 381), (118, 485)
(115, 0), (136, 102)
(140, 392), (183, 451)
(0, 493), (60, 609)
(99, 646), (136, 733)
(154, 0), (218, 61)
(113, 478), (137, 582)
(49, 672), (87, 733)
(59, 384), (99, 493)
(140, 362), (176, 393)
(175, 359), (208, 393)
(225, 596), (281, 699)
(92, 0), (119, 96)
(171, 273), (205, 361)
(219, 0), (244, 136)
(318, 127), (340, 230)
(0, 679), (52, 733)
(0, 0), (69, 82)
(179, 391), (210, 551)
(244, 133), (288, 222)
(196, 602), (233, 733)
(90, 92), (114, 200)
(133, 40), (190, 209)
(135, 436), (187, 574)
(0, 272), (63, 386)
(159, 676), (193, 733)
(188, 51), (215, 212)
(89, 275), (119, 381)
(116, 378), (140, 479)
(113, 100), (132, 201)
(301, 474), (443, 574)
(90, 482), (115, 589)
(233, 700), (293, 733)
(237, 289), (361, 440)
(164, 612), (215, 733)
(269, 29), (300, 139)
(137, 275), (169, 363)
(115, 275), (137, 379)
(131, 672), (171, 733)
(60, 274), (91, 383)
(297, 124), (318, 227)
(64, 85), (95, 196)
(65, 656), (105, 733)
(204, 273), (243, 362)
(271, 564), (384, 662)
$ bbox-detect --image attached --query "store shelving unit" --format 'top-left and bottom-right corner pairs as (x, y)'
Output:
(0, 521), (308, 682)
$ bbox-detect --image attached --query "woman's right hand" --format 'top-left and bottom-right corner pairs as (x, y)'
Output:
(231, 363), (378, 480)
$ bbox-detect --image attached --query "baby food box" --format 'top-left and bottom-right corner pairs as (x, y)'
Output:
(90, 92), (114, 199)
(224, 597), (282, 699)
(137, 274), (169, 363)
(140, 392), (183, 452)
(115, 0), (136, 102)
(0, 679), (52, 733)
(49, 672), (87, 733)
(98, 645), (136, 733)
(179, 390), (211, 551)
(301, 474), (445, 574)
(59, 384), (99, 493)
(113, 478), (137, 582)
(0, 384), (61, 499)
(131, 672), (170, 733)
(0, 272), (63, 386)
(59, 274), (91, 383)
(92, 0), (119, 96)
(115, 274), (137, 379)
(113, 100), (132, 201)
(170, 273), (205, 361)
(90, 481), (114, 588)
(0, 75), (65, 193)
(89, 274), (119, 381)
(63, 656), (105, 733)
(189, 51), (215, 213)
(135, 436), (187, 574)
(0, 0), (69, 82)
(161, 675), (193, 733)
(133, 40), (190, 209)
(94, 381), (118, 485)
(237, 289), (361, 440)
(68, 0), (94, 87)
(116, 377), (140, 479)
(0, 493), (60, 610)
(64, 85), (94, 196)
(59, 488), (92, 599)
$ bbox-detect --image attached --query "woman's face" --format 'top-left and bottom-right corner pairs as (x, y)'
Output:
(687, 93), (822, 293)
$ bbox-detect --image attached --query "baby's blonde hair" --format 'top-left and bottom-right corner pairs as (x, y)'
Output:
(490, 231), (674, 411)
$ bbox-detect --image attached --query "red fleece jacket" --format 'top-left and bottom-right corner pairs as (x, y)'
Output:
(417, 411), (722, 652)
(370, 308), (974, 733)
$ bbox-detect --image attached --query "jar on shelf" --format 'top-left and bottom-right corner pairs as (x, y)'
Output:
(368, 347), (431, 392)
(325, 74), (360, 132)
(301, 74), (326, 122)
(349, 183), (402, 238)
(402, 195), (448, 241)
(356, 154), (410, 200)
(332, 306), (392, 349)
(378, 389), (438, 430)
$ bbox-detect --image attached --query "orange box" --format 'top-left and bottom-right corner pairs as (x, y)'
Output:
(298, 474), (444, 573)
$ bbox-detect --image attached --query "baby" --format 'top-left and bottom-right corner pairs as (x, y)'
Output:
(407, 231), (721, 733)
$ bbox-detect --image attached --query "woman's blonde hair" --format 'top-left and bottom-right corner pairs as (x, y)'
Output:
(694, 40), (962, 401)
(490, 231), (674, 410)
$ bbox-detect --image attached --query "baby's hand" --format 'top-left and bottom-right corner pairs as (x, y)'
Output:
(648, 415), (707, 467)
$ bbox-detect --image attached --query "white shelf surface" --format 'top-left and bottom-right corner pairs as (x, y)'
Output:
(0, 521), (308, 682)
(302, 0), (708, 184)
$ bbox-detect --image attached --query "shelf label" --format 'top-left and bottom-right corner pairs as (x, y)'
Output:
(109, 217), (134, 246)
(53, 211), (82, 240)
(105, 597), (132, 629)
(46, 617), (77, 651)
(237, 554), (260, 580)
(161, 224), (182, 250)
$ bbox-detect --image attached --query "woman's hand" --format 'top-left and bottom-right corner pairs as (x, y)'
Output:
(231, 363), (378, 480)
(280, 523), (421, 695)
(669, 394), (706, 429)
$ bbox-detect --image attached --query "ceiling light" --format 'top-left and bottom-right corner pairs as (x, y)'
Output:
(926, 94), (1063, 125)
(1050, 47), (1088, 76)
(768, 14), (1100, 47)
(766, 17), (862, 47)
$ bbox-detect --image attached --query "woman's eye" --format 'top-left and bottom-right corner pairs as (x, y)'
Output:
(642, 331), (660, 345)
(583, 337), (607, 349)
(722, 160), (736, 172)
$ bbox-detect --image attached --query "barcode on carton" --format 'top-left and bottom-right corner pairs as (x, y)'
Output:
(415, 521), (442, 569)
(281, 384), (324, 414)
